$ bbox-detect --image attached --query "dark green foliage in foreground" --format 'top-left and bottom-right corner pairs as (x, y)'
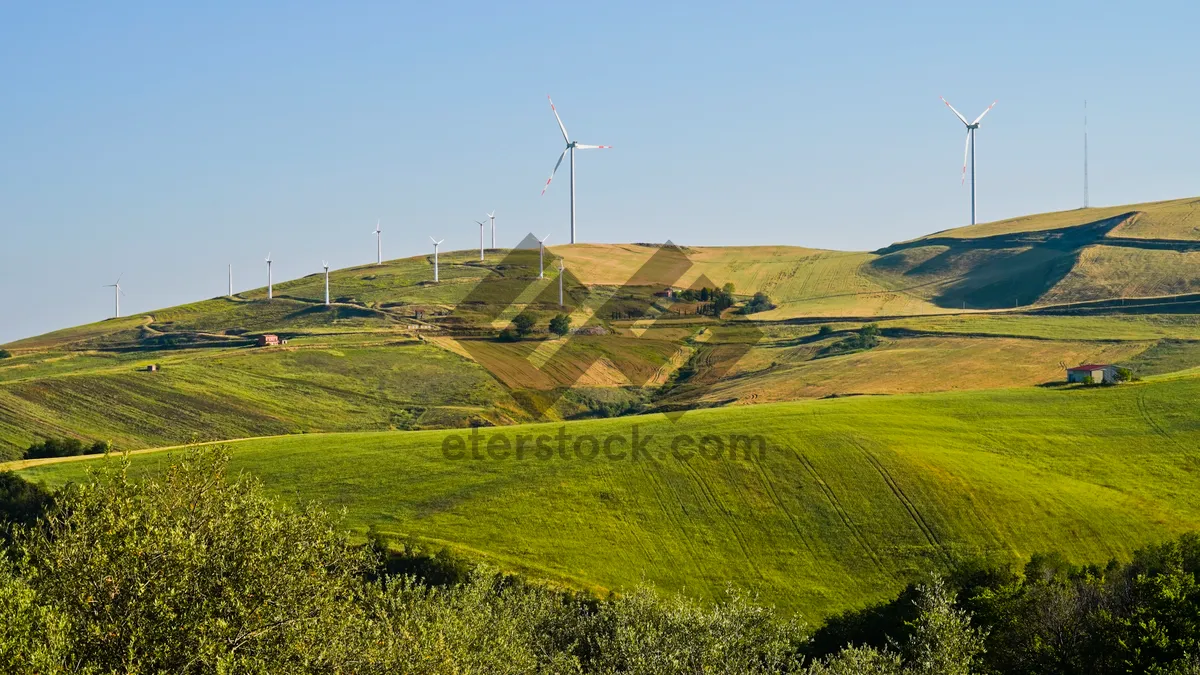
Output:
(23, 437), (109, 460)
(4, 451), (1200, 673)
(0, 473), (52, 536)
(812, 539), (1200, 674)
(0, 349), (11, 359)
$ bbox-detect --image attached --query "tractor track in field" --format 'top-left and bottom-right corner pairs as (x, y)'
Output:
(851, 438), (951, 563)
(1137, 388), (1172, 440)
(636, 461), (706, 577)
(792, 448), (884, 570)
(678, 456), (763, 579)
(749, 455), (818, 556)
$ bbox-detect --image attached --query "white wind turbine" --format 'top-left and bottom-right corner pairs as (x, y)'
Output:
(557, 259), (565, 307)
(487, 211), (496, 249)
(430, 237), (444, 282)
(103, 274), (125, 318)
(542, 96), (612, 244)
(265, 253), (273, 300)
(537, 234), (550, 279)
(476, 220), (486, 261)
(374, 220), (383, 265)
(322, 261), (330, 306)
(941, 97), (997, 225)
(227, 264), (233, 298)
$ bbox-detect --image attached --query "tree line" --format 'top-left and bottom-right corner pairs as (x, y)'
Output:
(1, 450), (1199, 673)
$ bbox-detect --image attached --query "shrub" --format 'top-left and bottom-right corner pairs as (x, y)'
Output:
(549, 313), (571, 336)
(740, 292), (776, 315)
(817, 325), (833, 337)
(511, 313), (537, 336)
(497, 328), (520, 342)
(0, 349), (11, 359)
(23, 438), (108, 460)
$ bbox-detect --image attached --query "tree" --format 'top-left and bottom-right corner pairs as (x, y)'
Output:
(740, 292), (775, 315)
(0, 350), (11, 359)
(902, 578), (986, 675)
(549, 313), (571, 337)
(497, 327), (519, 342)
(1116, 366), (1135, 382)
(722, 282), (735, 295)
(511, 313), (537, 336)
(817, 325), (833, 337)
(9, 449), (375, 673)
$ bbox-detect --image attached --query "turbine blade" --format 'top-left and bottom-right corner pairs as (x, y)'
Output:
(541, 147), (569, 195)
(971, 100), (997, 125)
(961, 130), (971, 185)
(547, 95), (569, 143)
(574, 144), (612, 150)
(941, 96), (969, 126)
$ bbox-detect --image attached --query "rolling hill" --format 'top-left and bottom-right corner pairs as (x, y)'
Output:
(1, 197), (1198, 458)
(12, 372), (1200, 620)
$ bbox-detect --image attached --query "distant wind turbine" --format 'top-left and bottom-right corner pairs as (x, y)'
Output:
(374, 220), (383, 265)
(266, 253), (273, 300)
(488, 211), (496, 249)
(557, 259), (565, 307)
(322, 261), (330, 306)
(542, 96), (612, 244)
(227, 264), (233, 298)
(430, 237), (444, 282)
(1083, 100), (1089, 209)
(537, 234), (550, 279)
(476, 220), (486, 261)
(103, 274), (125, 318)
(941, 96), (997, 225)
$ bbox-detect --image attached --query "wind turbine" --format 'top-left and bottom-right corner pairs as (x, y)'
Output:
(430, 237), (444, 282)
(487, 211), (496, 249)
(557, 259), (565, 307)
(374, 220), (383, 265)
(103, 274), (124, 318)
(537, 234), (550, 279)
(266, 253), (273, 300)
(542, 96), (612, 244)
(322, 261), (330, 306)
(227, 264), (233, 298)
(941, 97), (997, 225)
(476, 220), (486, 261)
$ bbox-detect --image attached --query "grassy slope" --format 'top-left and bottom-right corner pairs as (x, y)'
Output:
(15, 375), (1200, 620)
(912, 197), (1200, 241)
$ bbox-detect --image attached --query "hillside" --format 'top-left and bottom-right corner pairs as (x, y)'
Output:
(2, 197), (1199, 456)
(13, 373), (1200, 619)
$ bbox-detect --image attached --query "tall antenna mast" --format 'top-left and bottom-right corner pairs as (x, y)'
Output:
(1084, 100), (1089, 209)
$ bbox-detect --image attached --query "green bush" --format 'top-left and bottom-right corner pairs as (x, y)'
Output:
(0, 349), (11, 359)
(511, 313), (537, 336)
(23, 438), (108, 460)
(549, 313), (571, 336)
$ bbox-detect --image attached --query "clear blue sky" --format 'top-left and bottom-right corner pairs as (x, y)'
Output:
(2, 1), (1198, 343)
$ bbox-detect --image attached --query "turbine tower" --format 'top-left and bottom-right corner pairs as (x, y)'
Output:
(487, 211), (496, 249)
(227, 264), (233, 298)
(476, 220), (486, 261)
(103, 274), (124, 318)
(1084, 100), (1089, 209)
(375, 220), (383, 265)
(430, 237), (444, 282)
(322, 261), (330, 306)
(557, 259), (565, 307)
(941, 97), (997, 225)
(542, 96), (612, 244)
(266, 253), (273, 300)
(537, 234), (550, 279)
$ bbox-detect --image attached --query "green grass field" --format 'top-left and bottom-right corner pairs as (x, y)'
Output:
(14, 374), (1200, 620)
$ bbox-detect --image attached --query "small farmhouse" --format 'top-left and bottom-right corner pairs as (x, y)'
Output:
(257, 334), (281, 347)
(1067, 364), (1118, 385)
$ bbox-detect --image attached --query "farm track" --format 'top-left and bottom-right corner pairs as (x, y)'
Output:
(851, 437), (951, 563)
(792, 447), (884, 570)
